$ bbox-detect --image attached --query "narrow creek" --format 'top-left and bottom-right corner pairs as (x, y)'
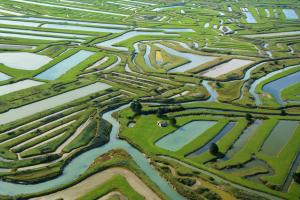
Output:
(236, 62), (266, 101)
(202, 80), (218, 101)
(144, 44), (154, 68)
(282, 152), (300, 192)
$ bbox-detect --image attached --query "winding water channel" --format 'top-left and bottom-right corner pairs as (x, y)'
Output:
(0, 34), (294, 198)
(262, 70), (300, 105)
(0, 104), (185, 199)
(0, 100), (286, 199)
(249, 64), (300, 105)
(202, 80), (218, 101)
(144, 44), (153, 68)
(154, 43), (216, 72)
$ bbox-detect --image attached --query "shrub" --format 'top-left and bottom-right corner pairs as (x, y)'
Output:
(293, 172), (300, 184)
(177, 177), (196, 186)
(170, 117), (177, 126)
(130, 101), (142, 114)
(209, 143), (219, 156)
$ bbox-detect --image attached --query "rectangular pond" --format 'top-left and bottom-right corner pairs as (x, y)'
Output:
(152, 5), (182, 11)
(41, 24), (124, 33)
(12, 17), (129, 28)
(188, 122), (236, 156)
(0, 32), (83, 42)
(260, 120), (299, 156)
(244, 31), (300, 38)
(243, 12), (257, 23)
(0, 44), (34, 50)
(283, 9), (299, 19)
(96, 31), (178, 51)
(202, 59), (253, 78)
(155, 120), (217, 151)
(265, 9), (270, 17)
(107, 1), (141, 8)
(0, 52), (52, 70)
(0, 82), (111, 125)
(35, 50), (95, 80)
(122, 0), (156, 6)
(0, 27), (89, 38)
(0, 80), (44, 96)
(135, 28), (194, 33)
(0, 19), (40, 27)
(224, 120), (262, 159)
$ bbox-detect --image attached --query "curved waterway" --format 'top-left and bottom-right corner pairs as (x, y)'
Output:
(236, 62), (266, 101)
(144, 45), (154, 68)
(0, 104), (185, 200)
(262, 70), (300, 105)
(202, 80), (218, 101)
(154, 43), (216, 72)
(249, 64), (300, 105)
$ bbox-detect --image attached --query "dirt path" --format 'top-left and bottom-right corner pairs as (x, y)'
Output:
(55, 118), (91, 153)
(0, 107), (74, 135)
(31, 167), (161, 200)
(165, 164), (237, 200)
(1, 111), (82, 146)
(17, 119), (91, 170)
(97, 191), (128, 200)
(12, 120), (75, 152)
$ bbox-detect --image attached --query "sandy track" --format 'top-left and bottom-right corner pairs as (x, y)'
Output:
(17, 119), (91, 170)
(97, 191), (127, 200)
(31, 167), (161, 200)
(162, 162), (237, 200)
(55, 118), (91, 153)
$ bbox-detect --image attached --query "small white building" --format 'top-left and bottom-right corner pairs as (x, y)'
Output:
(157, 121), (168, 127)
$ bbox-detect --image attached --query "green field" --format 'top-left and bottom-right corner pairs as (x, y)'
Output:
(0, 0), (299, 199)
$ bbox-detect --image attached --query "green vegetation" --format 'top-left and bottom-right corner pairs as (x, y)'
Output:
(0, 0), (300, 199)
(77, 175), (145, 200)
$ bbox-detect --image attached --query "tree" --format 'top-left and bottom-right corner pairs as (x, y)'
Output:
(245, 113), (253, 122)
(130, 101), (142, 114)
(216, 82), (222, 88)
(156, 108), (164, 117)
(209, 143), (219, 156)
(170, 117), (177, 126)
(293, 172), (300, 184)
(130, 50), (136, 61)
(280, 109), (287, 116)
